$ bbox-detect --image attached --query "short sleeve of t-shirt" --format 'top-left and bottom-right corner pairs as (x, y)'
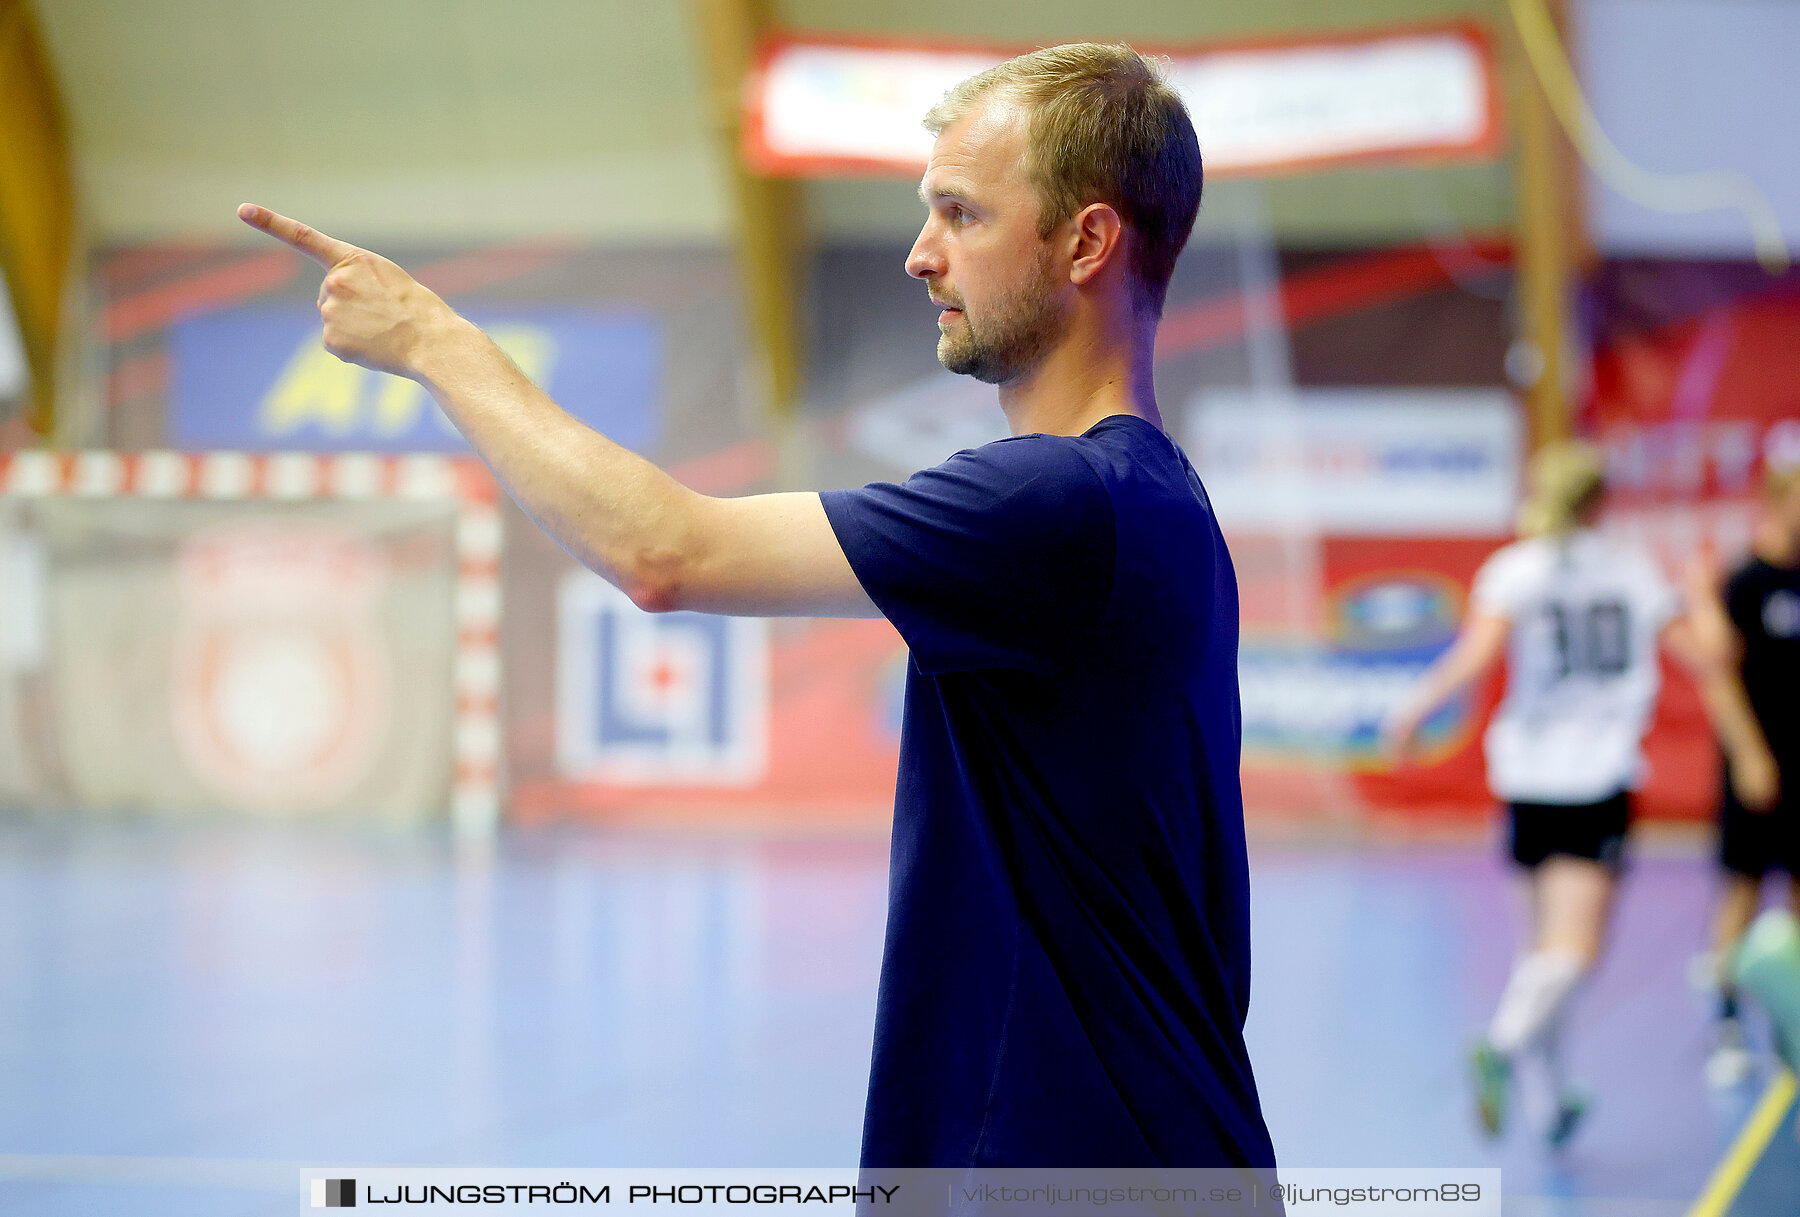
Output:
(819, 437), (1116, 676)
(1470, 543), (1534, 620)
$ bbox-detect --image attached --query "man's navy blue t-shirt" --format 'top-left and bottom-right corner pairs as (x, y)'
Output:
(819, 413), (1275, 1169)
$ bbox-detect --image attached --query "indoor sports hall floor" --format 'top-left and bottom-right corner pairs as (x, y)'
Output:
(0, 816), (1795, 1217)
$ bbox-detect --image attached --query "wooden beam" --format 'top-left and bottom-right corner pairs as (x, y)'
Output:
(691, 0), (804, 425)
(1507, 0), (1585, 452)
(0, 0), (75, 434)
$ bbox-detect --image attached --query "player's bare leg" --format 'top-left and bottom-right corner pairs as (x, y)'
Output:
(1535, 857), (1615, 1146)
(1706, 872), (1764, 1086)
(1476, 858), (1613, 1140)
(1536, 855), (1617, 966)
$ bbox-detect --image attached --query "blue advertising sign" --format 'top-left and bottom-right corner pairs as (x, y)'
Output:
(169, 308), (661, 453)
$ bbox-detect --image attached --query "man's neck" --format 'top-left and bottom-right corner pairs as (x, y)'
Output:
(996, 316), (1162, 437)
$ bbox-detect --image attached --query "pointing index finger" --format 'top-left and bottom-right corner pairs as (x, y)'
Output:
(237, 203), (356, 268)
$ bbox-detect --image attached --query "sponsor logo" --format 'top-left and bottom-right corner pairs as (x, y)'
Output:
(1189, 388), (1521, 535)
(1330, 570), (1460, 652)
(171, 310), (660, 454)
(556, 574), (768, 785)
(1242, 572), (1467, 765)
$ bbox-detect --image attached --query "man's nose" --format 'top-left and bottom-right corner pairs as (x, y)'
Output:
(905, 226), (943, 280)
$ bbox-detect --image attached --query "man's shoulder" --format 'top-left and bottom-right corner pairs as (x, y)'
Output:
(963, 429), (1093, 465)
(940, 432), (1112, 503)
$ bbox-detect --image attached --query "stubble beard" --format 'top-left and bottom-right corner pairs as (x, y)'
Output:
(936, 246), (1068, 386)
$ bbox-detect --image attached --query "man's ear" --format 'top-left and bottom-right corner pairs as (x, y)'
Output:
(1067, 202), (1125, 287)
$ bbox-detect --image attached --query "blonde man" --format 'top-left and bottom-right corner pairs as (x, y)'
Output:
(242, 44), (1277, 1169)
(1384, 441), (1767, 1148)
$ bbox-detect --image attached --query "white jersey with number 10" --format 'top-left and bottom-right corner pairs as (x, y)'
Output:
(1470, 529), (1680, 805)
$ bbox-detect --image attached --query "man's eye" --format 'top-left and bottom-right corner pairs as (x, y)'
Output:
(949, 206), (969, 225)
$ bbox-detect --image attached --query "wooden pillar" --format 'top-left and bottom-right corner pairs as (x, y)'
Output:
(1507, 0), (1590, 452)
(691, 0), (805, 430)
(0, 0), (74, 434)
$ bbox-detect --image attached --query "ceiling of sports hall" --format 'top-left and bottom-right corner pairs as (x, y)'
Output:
(29, 0), (1515, 247)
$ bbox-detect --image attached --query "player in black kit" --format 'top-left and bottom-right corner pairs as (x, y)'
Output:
(1695, 461), (1800, 1086)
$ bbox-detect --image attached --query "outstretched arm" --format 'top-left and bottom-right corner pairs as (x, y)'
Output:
(237, 204), (876, 619)
(1381, 608), (1509, 765)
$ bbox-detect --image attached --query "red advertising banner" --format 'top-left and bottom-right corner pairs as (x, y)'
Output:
(1590, 284), (1800, 514)
(1584, 275), (1800, 819)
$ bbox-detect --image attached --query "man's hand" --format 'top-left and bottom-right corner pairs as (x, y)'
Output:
(237, 203), (463, 380)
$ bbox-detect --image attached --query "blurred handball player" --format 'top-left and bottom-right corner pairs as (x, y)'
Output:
(1688, 460), (1800, 1086)
(1384, 441), (1768, 1147)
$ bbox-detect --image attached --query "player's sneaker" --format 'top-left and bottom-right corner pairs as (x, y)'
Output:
(1546, 1087), (1588, 1151)
(1688, 950), (1724, 993)
(1470, 1039), (1510, 1137)
(1704, 1018), (1754, 1089)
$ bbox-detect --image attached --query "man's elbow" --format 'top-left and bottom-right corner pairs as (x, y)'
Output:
(623, 579), (682, 614)
(617, 548), (691, 614)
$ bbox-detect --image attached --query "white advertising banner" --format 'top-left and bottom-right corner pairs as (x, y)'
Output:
(748, 27), (1498, 178)
(1187, 387), (1522, 535)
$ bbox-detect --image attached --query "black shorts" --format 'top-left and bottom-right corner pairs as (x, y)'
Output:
(1718, 766), (1800, 879)
(1507, 791), (1632, 871)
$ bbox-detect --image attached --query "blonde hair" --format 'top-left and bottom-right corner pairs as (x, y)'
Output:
(924, 43), (1203, 317)
(1518, 440), (1607, 537)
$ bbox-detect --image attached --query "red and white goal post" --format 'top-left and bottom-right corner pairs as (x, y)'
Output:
(0, 450), (504, 838)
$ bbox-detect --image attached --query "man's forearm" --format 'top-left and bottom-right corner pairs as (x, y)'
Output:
(412, 316), (699, 608)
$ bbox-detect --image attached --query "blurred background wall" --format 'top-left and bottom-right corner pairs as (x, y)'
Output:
(1, 0), (1796, 835)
